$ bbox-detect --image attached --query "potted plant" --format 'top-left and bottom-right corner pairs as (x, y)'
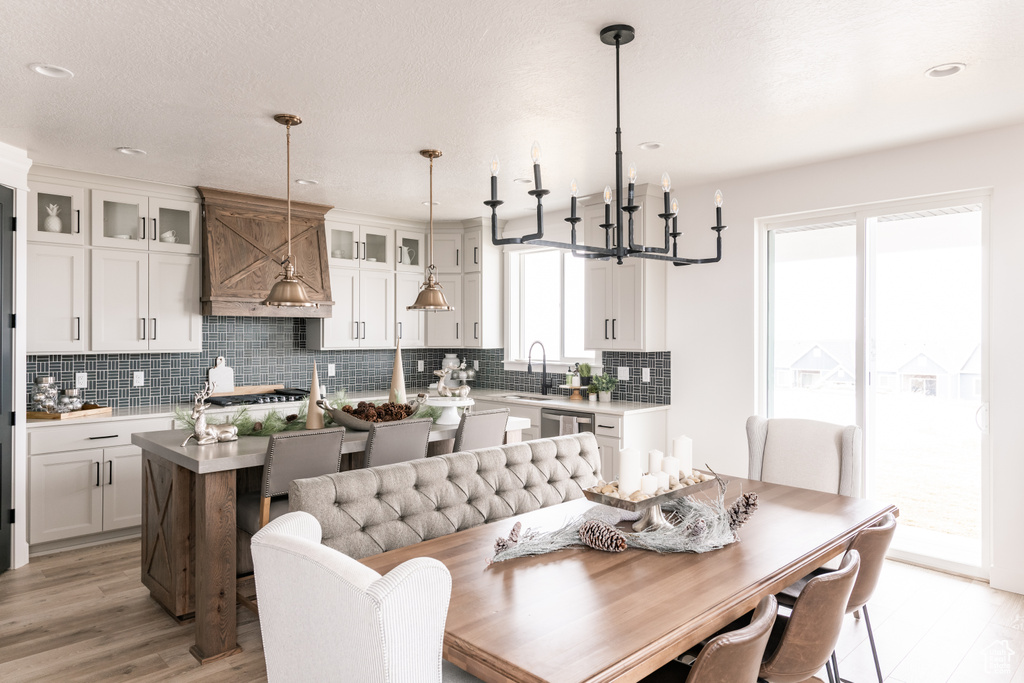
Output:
(578, 362), (592, 386)
(590, 373), (618, 402)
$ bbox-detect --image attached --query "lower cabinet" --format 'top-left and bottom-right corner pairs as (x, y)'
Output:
(29, 445), (142, 544)
(595, 436), (619, 484)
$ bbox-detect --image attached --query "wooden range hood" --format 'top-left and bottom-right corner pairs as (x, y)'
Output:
(197, 187), (334, 317)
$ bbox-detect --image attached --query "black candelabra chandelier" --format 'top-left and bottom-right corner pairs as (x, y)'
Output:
(484, 24), (727, 267)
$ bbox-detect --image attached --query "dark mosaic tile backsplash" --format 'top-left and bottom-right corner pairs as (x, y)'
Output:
(27, 317), (670, 408)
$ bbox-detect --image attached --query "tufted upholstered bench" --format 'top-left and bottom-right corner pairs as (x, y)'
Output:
(288, 432), (602, 559)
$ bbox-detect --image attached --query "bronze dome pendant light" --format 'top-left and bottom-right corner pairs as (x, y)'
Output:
(408, 149), (454, 311)
(263, 113), (318, 308)
(484, 24), (727, 267)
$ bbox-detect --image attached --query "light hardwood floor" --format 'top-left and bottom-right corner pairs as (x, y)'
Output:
(0, 538), (1020, 682)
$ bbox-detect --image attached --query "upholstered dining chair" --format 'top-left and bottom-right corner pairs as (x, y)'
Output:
(251, 511), (482, 683)
(746, 416), (862, 496)
(777, 513), (897, 683)
(364, 418), (433, 467)
(453, 408), (509, 452)
(759, 550), (861, 683)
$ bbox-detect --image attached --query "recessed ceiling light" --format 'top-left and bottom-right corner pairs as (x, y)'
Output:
(422, 200), (440, 206)
(925, 62), (966, 78)
(116, 146), (147, 156)
(295, 178), (318, 185)
(29, 63), (74, 79)
(638, 141), (663, 151)
(513, 177), (533, 184)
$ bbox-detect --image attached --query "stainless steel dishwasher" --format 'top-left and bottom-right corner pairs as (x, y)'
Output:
(540, 407), (595, 437)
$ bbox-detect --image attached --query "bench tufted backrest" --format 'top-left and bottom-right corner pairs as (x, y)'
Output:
(289, 433), (602, 559)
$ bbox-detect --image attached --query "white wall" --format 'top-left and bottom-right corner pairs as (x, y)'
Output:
(668, 122), (1024, 593)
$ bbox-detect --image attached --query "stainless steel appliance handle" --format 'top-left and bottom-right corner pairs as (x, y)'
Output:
(542, 414), (593, 424)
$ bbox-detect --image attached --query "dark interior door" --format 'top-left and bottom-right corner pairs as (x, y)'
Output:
(0, 184), (13, 574)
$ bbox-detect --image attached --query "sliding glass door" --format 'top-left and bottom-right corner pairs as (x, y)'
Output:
(766, 196), (987, 575)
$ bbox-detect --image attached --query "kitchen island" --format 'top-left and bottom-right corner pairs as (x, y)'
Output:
(132, 417), (529, 664)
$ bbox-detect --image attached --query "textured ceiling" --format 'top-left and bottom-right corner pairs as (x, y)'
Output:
(3, 0), (1023, 221)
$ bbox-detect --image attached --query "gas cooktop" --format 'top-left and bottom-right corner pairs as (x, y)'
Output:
(205, 388), (310, 407)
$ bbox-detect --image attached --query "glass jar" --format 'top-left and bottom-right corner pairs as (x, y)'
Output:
(60, 388), (83, 412)
(32, 376), (59, 413)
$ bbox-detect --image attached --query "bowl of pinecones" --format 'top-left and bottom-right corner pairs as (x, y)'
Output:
(317, 395), (427, 431)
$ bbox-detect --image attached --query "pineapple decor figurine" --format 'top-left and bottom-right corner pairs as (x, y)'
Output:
(43, 204), (63, 232)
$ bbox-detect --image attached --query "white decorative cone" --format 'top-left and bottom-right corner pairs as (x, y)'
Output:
(306, 362), (324, 429)
(390, 339), (407, 404)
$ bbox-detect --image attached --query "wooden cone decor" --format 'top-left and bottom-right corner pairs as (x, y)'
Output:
(389, 339), (407, 404)
(306, 362), (324, 429)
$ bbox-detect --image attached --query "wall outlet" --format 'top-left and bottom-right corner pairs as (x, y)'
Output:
(642, 367), (651, 383)
(133, 371), (145, 387)
(474, 360), (479, 370)
(617, 366), (629, 381)
(75, 372), (88, 389)
(418, 360), (424, 371)
(327, 363), (336, 377)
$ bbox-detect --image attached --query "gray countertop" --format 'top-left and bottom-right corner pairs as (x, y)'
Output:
(132, 416), (531, 474)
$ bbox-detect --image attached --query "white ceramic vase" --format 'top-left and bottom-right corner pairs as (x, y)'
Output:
(599, 391), (611, 402)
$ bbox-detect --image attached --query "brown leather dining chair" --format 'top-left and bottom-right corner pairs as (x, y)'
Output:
(759, 549), (860, 683)
(363, 418), (433, 467)
(777, 513), (897, 683)
(453, 408), (509, 452)
(235, 428), (346, 584)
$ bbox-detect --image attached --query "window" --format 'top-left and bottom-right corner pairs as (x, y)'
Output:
(506, 249), (596, 364)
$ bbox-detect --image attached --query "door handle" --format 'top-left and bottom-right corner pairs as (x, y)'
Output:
(140, 318), (147, 340)
(95, 462), (101, 487)
(151, 217), (157, 240)
(107, 460), (113, 485)
(140, 217), (146, 240)
(74, 209), (81, 234)
(604, 319), (609, 340)
(612, 319), (617, 339)
(74, 316), (81, 341)
(151, 318), (157, 340)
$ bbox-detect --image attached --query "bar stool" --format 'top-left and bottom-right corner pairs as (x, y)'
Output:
(364, 418), (433, 467)
(453, 408), (509, 452)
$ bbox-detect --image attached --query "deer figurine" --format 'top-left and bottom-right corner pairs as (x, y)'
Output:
(182, 382), (239, 446)
(434, 368), (453, 397)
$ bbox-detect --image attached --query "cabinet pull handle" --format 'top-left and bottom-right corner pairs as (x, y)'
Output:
(95, 462), (101, 487)
(74, 316), (81, 341)
(75, 209), (81, 234)
(362, 321), (366, 339)
(598, 424), (615, 429)
(140, 318), (147, 340)
(474, 322), (479, 339)
(88, 435), (118, 440)
(398, 321), (403, 339)
(456, 322), (459, 339)
(140, 217), (146, 240)
(612, 319), (617, 339)
(353, 321), (359, 339)
(107, 461), (113, 485)
(362, 241), (366, 260)
(604, 319), (609, 340)
(456, 249), (459, 266)
(151, 218), (157, 240)
(151, 318), (157, 340)
(474, 246), (478, 264)
(397, 245), (402, 263)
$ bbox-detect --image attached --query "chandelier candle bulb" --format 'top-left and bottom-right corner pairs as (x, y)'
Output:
(628, 162), (637, 204)
(618, 448), (644, 497)
(673, 435), (694, 478)
(661, 455), (681, 480)
(640, 474), (658, 495)
(490, 157), (499, 201)
(715, 189), (724, 228)
(531, 141), (542, 189)
(648, 449), (664, 474)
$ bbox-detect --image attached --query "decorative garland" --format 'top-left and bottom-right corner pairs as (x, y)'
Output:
(489, 476), (759, 564)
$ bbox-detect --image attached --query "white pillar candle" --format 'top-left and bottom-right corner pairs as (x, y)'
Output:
(661, 455), (680, 480)
(640, 474), (658, 495)
(648, 449), (664, 475)
(655, 470), (670, 491)
(673, 435), (694, 479)
(618, 448), (643, 496)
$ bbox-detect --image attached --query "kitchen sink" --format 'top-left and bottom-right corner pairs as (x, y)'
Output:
(503, 395), (555, 402)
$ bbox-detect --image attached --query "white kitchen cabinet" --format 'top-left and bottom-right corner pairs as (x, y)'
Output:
(91, 250), (201, 352)
(395, 230), (426, 274)
(463, 272), (483, 347)
(326, 220), (393, 270)
(308, 267), (394, 349)
(27, 244), (86, 353)
(395, 272), (426, 347)
(426, 275), (463, 346)
(91, 190), (199, 254)
(464, 231), (482, 273)
(595, 436), (618, 483)
(101, 445), (143, 530)
(431, 231), (463, 273)
(27, 180), (86, 245)
(582, 187), (666, 352)
(29, 449), (103, 543)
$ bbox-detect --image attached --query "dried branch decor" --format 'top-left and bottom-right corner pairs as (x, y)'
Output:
(489, 475), (759, 564)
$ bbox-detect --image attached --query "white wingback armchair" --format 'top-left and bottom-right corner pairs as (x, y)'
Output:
(746, 416), (861, 496)
(251, 511), (481, 682)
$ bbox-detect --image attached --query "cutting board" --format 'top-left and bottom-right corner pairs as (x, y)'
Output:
(208, 357), (235, 394)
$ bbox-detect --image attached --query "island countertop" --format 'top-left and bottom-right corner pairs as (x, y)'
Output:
(131, 415), (531, 474)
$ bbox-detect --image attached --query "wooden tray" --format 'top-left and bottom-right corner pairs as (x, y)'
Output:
(582, 471), (719, 512)
(27, 406), (113, 420)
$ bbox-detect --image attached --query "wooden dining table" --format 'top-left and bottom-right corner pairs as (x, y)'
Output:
(361, 477), (898, 683)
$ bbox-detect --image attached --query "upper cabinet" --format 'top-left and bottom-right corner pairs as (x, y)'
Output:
(91, 190), (199, 254)
(27, 244), (86, 353)
(27, 181), (86, 245)
(431, 231), (463, 273)
(395, 230), (426, 274)
(326, 220), (393, 270)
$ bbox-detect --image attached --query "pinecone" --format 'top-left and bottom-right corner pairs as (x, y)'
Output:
(728, 492), (759, 531)
(494, 521), (523, 555)
(508, 521), (521, 544)
(578, 519), (627, 553)
(686, 517), (708, 539)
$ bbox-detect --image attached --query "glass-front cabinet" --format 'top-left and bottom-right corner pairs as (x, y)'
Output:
(395, 230), (425, 273)
(91, 190), (198, 254)
(326, 220), (393, 270)
(28, 182), (86, 245)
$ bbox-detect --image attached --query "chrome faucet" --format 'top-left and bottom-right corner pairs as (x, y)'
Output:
(527, 341), (554, 395)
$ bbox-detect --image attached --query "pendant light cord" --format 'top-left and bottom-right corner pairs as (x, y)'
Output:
(429, 155), (434, 274)
(286, 122), (292, 263)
